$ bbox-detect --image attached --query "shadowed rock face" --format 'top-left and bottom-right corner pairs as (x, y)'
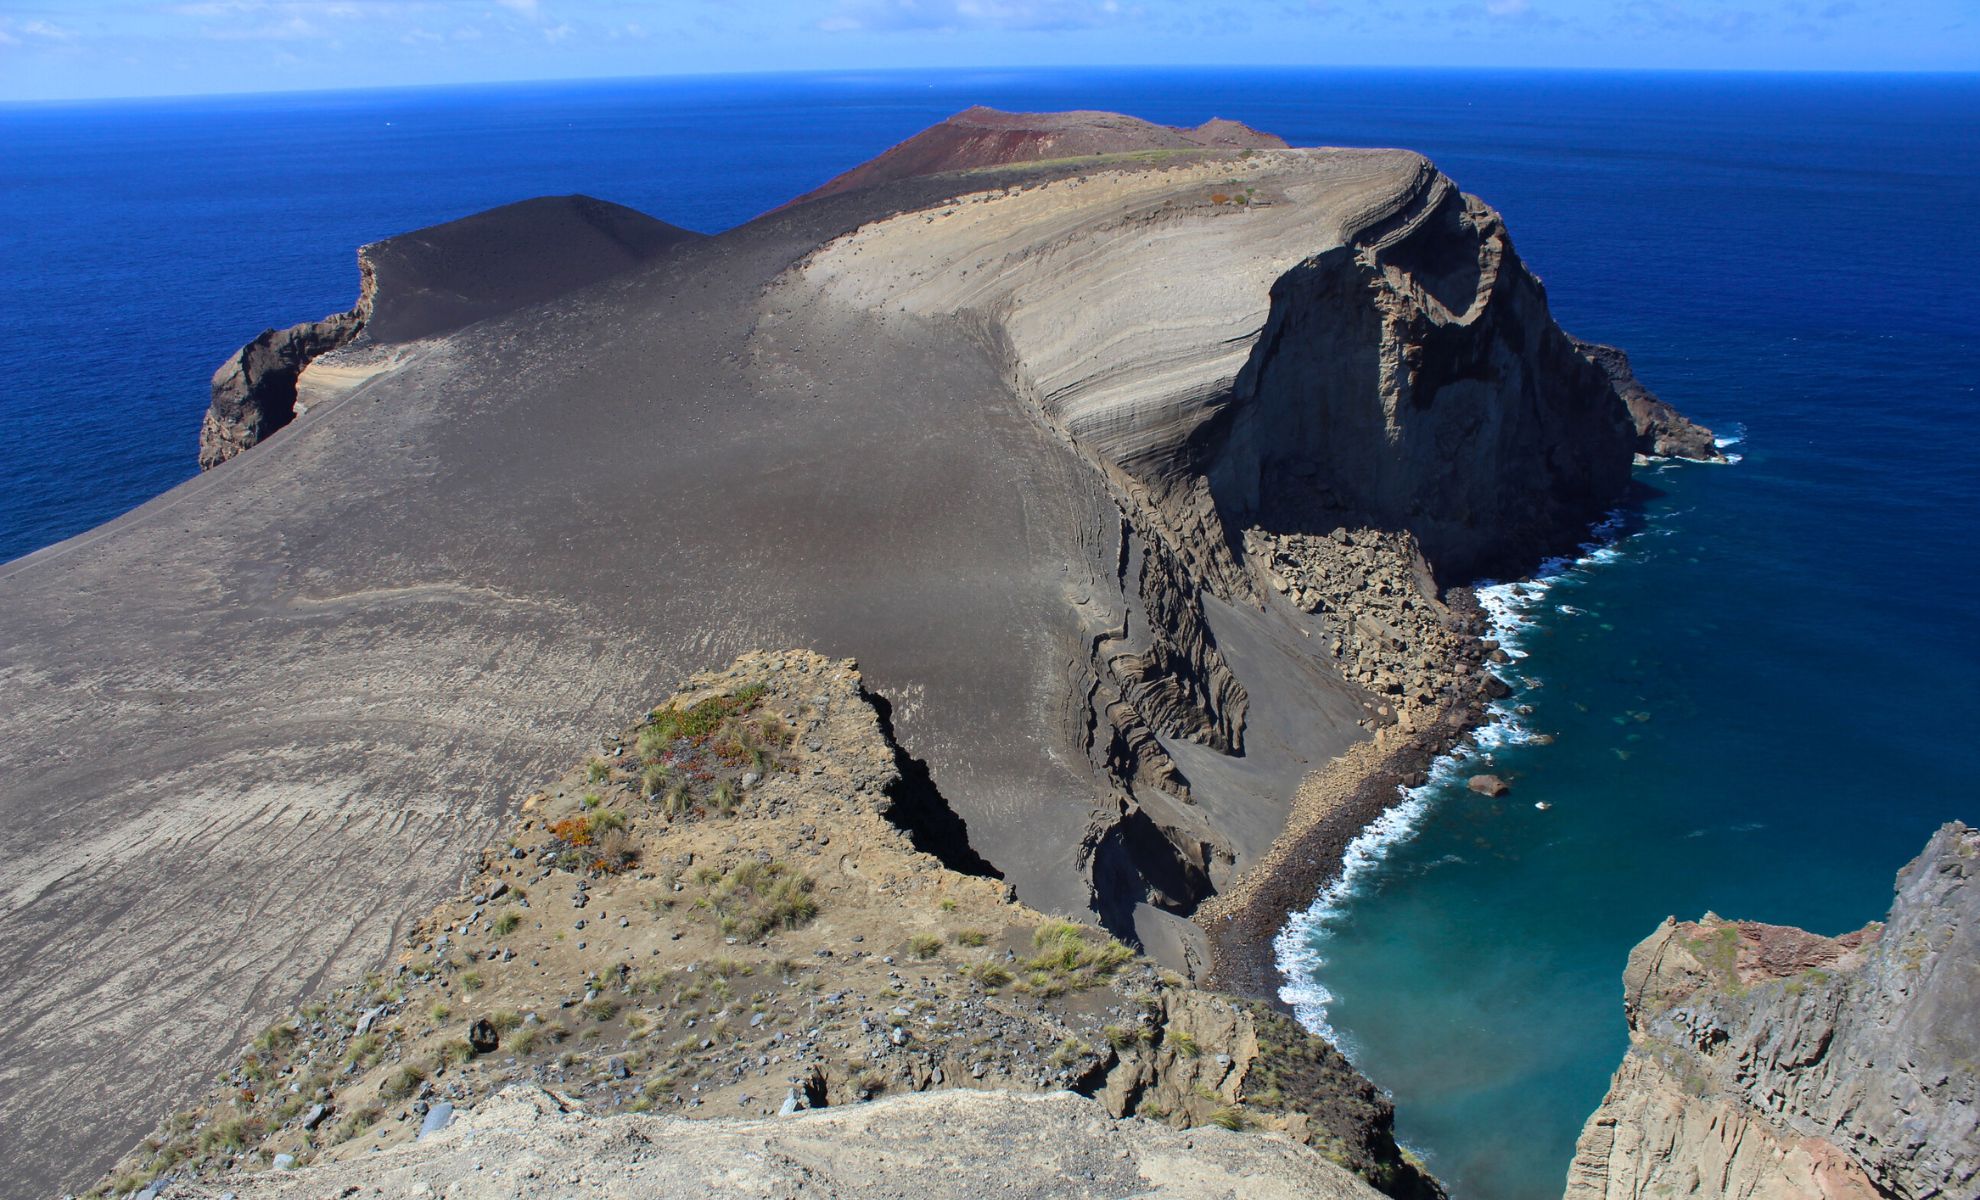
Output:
(1566, 822), (1980, 1200)
(199, 308), (366, 469)
(0, 111), (1681, 1198)
(1572, 336), (1726, 462)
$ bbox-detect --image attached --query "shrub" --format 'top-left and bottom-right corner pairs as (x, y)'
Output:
(253, 1022), (297, 1056)
(1048, 1038), (1089, 1067)
(381, 1064), (426, 1100)
(586, 759), (611, 783)
(641, 764), (670, 795)
(966, 962), (1013, 989)
(198, 1116), (257, 1154)
(591, 826), (638, 875)
(550, 816), (595, 847)
(698, 859), (819, 941)
(1023, 922), (1134, 988)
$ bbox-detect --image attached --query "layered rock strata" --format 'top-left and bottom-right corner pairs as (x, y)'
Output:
(1566, 822), (1980, 1200)
(95, 653), (1436, 1200)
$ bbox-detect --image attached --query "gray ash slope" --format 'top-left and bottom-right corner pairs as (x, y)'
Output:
(0, 109), (1706, 1198)
(198, 195), (696, 468)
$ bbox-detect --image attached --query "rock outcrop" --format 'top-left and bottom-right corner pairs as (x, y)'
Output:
(96, 652), (1436, 1200)
(156, 1085), (1387, 1200)
(1572, 336), (1725, 461)
(196, 195), (695, 468)
(198, 306), (366, 469)
(1565, 822), (1980, 1199)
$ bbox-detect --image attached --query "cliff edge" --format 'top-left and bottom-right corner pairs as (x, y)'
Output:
(1566, 822), (1980, 1199)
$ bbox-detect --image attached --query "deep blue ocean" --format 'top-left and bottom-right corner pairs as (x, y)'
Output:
(3, 69), (1975, 1199)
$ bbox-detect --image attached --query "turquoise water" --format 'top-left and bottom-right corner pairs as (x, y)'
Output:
(1281, 435), (1979, 1197)
(3, 68), (1975, 1199)
(1270, 73), (1980, 1200)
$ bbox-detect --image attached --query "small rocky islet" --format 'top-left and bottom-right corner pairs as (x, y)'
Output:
(1, 106), (1965, 1200)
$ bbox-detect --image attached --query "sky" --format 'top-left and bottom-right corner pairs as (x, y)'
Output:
(0, 0), (1973, 101)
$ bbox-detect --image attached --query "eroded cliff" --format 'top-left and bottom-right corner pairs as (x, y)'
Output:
(1566, 822), (1980, 1200)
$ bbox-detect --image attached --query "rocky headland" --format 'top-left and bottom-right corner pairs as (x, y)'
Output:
(1, 107), (1717, 1197)
(1567, 822), (1980, 1199)
(94, 653), (1435, 1200)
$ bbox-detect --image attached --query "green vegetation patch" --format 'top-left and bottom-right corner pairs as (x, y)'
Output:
(690, 858), (819, 942)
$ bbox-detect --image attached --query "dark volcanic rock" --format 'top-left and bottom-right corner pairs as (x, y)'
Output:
(1222, 174), (1641, 583)
(1571, 337), (1724, 462)
(198, 307), (364, 470)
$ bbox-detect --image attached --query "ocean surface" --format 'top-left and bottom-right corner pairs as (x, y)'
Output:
(3, 68), (1976, 1198)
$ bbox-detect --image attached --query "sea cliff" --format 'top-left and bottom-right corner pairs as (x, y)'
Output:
(1567, 822), (1980, 1199)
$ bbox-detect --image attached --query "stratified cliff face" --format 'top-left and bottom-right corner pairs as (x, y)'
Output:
(1566, 822), (1980, 1200)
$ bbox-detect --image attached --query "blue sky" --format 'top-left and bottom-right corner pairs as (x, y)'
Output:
(0, 0), (1973, 101)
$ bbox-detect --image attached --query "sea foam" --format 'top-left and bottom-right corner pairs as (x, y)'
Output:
(1273, 507), (1639, 1046)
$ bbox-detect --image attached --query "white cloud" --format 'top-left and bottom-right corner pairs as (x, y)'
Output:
(820, 0), (1137, 34)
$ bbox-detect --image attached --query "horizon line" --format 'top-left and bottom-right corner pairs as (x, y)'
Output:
(5, 60), (1978, 109)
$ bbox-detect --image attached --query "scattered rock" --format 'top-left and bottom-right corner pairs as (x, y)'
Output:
(467, 1019), (499, 1055)
(1467, 774), (1511, 797)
